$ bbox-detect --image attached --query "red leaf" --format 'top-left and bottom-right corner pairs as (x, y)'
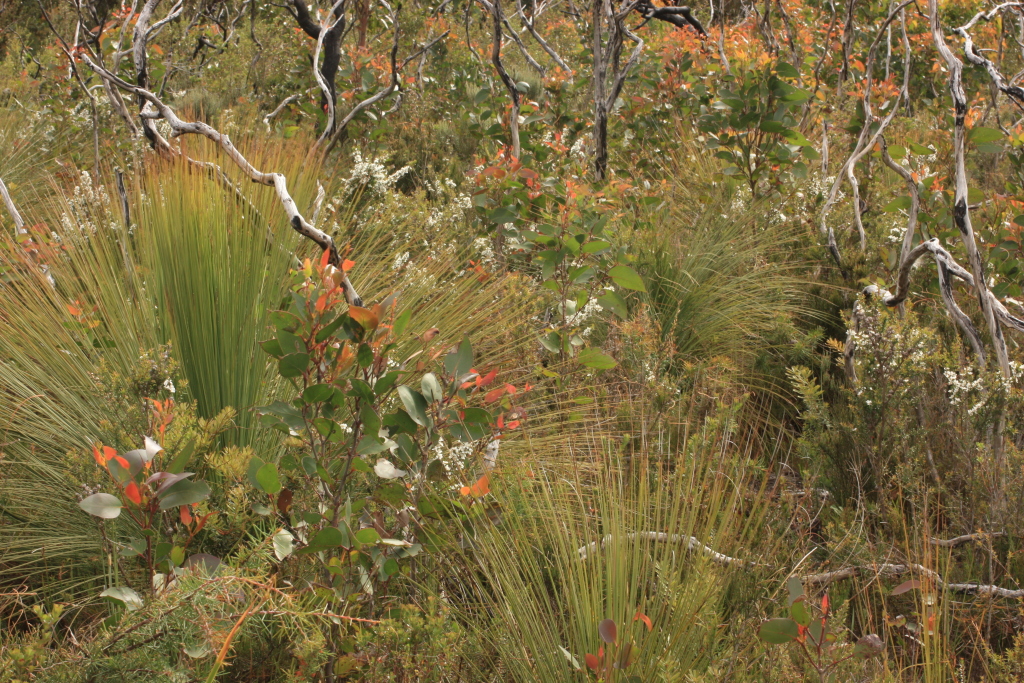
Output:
(195, 512), (214, 533)
(341, 259), (355, 272)
(633, 611), (653, 632)
(124, 482), (142, 505)
(505, 383), (517, 395)
(484, 386), (506, 404)
(476, 369), (499, 387)
(315, 293), (329, 312)
(584, 653), (600, 672)
(319, 248), (331, 270)
(113, 456), (130, 470)
(506, 420), (520, 429)
(497, 414), (505, 429)
(278, 489), (294, 513)
(92, 445), (105, 466)
(180, 505), (193, 525)
(821, 593), (830, 615)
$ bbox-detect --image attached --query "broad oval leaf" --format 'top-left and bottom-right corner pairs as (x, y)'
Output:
(578, 348), (617, 370)
(397, 385), (430, 426)
(100, 586), (143, 611)
(158, 480), (211, 510)
(273, 529), (294, 560)
(255, 462), (282, 495)
(79, 493), (122, 519)
(757, 618), (800, 644)
(278, 352), (310, 378)
(598, 618), (617, 644)
(607, 265), (647, 292)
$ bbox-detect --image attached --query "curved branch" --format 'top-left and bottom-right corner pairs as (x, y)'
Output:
(819, 1), (914, 266)
(931, 0), (1012, 378)
(77, 55), (363, 306)
(326, 7), (401, 152)
(488, 0), (522, 159)
(515, 0), (572, 74)
(577, 532), (756, 567)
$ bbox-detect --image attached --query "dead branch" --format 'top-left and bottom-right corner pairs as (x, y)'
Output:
(577, 532), (756, 567)
(819, 1), (913, 267)
(803, 562), (1024, 598)
(75, 55), (363, 305)
(326, 3), (401, 152)
(515, 0), (572, 74)
(313, 0), (348, 148)
(931, 531), (1006, 548)
(486, 0), (522, 159)
(0, 176), (25, 234)
(931, 0), (1012, 380)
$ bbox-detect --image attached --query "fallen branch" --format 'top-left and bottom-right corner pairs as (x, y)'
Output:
(577, 532), (756, 567)
(931, 531), (1006, 548)
(803, 562), (1024, 598)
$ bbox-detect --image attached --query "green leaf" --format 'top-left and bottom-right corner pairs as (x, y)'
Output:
(597, 291), (628, 319)
(790, 600), (811, 627)
(356, 528), (382, 545)
(169, 546), (185, 567)
(165, 438), (196, 475)
(397, 386), (430, 426)
(578, 348), (617, 370)
(968, 126), (1003, 144)
(255, 463), (282, 495)
(297, 526), (345, 554)
(278, 352), (310, 378)
(393, 309), (412, 338)
(909, 142), (934, 155)
(607, 265), (647, 292)
(445, 336), (474, 378)
(758, 618), (800, 644)
(882, 197), (912, 212)
(421, 373), (444, 403)
(786, 576), (805, 606)
(79, 493), (122, 519)
(303, 384), (335, 404)
(159, 480), (211, 510)
(100, 586), (143, 611)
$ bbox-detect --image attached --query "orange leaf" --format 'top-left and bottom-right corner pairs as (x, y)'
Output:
(319, 248), (331, 269)
(484, 386), (506, 404)
(505, 383), (517, 395)
(113, 456), (130, 470)
(102, 446), (117, 461)
(821, 593), (830, 615)
(315, 293), (329, 312)
(342, 258), (355, 272)
(477, 369), (499, 387)
(92, 445), (105, 466)
(67, 304), (82, 316)
(506, 420), (520, 429)
(634, 610), (653, 632)
(180, 505), (193, 525)
(124, 482), (142, 505)
(195, 512), (214, 533)
(497, 414), (505, 429)
(461, 474), (490, 497)
(348, 305), (379, 331)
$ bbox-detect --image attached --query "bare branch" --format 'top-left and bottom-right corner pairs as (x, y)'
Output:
(0, 176), (25, 233)
(76, 54), (363, 306)
(931, 0), (1012, 379)
(487, 0), (522, 159)
(515, 0), (572, 74)
(931, 531), (1006, 548)
(577, 532), (756, 567)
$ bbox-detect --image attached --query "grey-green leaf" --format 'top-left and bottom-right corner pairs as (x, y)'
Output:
(79, 493), (122, 519)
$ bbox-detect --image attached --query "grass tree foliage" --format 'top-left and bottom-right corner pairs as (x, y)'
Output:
(2, 0), (1024, 681)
